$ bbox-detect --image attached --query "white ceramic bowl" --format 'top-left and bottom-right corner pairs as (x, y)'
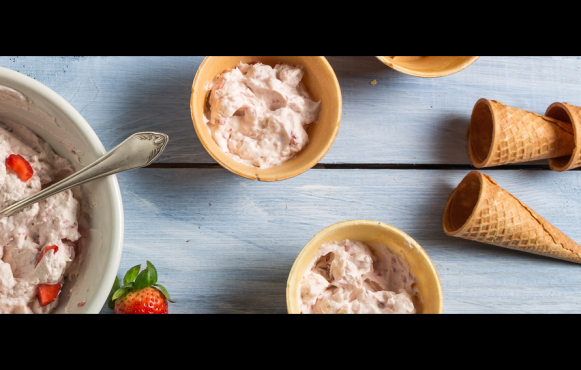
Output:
(0, 67), (124, 314)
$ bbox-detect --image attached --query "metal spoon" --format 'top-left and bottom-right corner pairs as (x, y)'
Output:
(0, 132), (169, 217)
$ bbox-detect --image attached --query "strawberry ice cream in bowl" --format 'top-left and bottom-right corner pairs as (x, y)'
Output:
(191, 56), (342, 181)
(0, 67), (123, 313)
(287, 220), (443, 314)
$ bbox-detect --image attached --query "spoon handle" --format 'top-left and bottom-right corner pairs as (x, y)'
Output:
(0, 132), (169, 217)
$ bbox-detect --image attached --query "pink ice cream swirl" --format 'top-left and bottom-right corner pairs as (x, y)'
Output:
(206, 62), (321, 169)
(299, 240), (418, 314)
(0, 121), (80, 314)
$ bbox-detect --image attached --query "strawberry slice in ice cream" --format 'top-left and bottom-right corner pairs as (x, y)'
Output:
(38, 284), (62, 307)
(5, 154), (33, 182)
(36, 245), (58, 267)
(0, 119), (81, 314)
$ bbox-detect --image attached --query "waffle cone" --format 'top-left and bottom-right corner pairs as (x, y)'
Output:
(468, 99), (575, 168)
(443, 171), (581, 264)
(545, 102), (581, 171)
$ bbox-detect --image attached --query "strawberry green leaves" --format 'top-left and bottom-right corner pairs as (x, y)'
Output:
(107, 277), (121, 309)
(135, 261), (173, 302)
(134, 261), (157, 291)
(123, 265), (141, 285)
(153, 284), (174, 303)
(107, 261), (175, 310)
(134, 269), (149, 291)
(112, 286), (133, 301)
(147, 261), (158, 285)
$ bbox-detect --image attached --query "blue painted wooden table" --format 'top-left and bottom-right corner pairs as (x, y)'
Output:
(2, 56), (581, 313)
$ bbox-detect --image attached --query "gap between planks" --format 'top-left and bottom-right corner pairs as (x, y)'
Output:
(144, 163), (569, 171)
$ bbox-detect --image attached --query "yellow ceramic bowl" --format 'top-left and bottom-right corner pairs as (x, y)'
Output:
(376, 56), (479, 78)
(190, 56), (342, 182)
(286, 219), (443, 314)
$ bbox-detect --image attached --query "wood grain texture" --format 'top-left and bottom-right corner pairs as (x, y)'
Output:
(2, 56), (581, 165)
(2, 56), (580, 314)
(99, 168), (581, 314)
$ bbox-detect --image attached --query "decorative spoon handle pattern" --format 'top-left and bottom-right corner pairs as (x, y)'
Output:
(0, 132), (169, 217)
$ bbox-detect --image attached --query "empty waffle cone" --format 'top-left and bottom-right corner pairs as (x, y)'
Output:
(443, 170), (581, 264)
(545, 102), (581, 171)
(468, 99), (575, 168)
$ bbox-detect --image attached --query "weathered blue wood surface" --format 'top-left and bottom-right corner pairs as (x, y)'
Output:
(100, 169), (581, 314)
(1, 56), (581, 164)
(2, 56), (581, 313)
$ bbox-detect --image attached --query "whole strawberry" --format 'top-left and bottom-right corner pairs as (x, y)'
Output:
(115, 287), (168, 314)
(107, 261), (174, 314)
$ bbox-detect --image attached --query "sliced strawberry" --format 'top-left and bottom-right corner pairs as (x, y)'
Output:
(36, 245), (58, 267)
(38, 284), (62, 307)
(5, 154), (33, 182)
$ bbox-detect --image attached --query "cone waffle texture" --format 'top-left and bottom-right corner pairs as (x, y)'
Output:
(468, 99), (574, 168)
(443, 171), (581, 264)
(546, 102), (581, 172)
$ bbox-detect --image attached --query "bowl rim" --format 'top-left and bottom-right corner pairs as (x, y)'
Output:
(286, 219), (444, 314)
(0, 66), (124, 314)
(376, 56), (480, 78)
(190, 56), (342, 181)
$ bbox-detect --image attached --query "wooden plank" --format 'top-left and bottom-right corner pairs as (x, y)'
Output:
(99, 168), (581, 313)
(0, 56), (211, 163)
(326, 56), (581, 165)
(3, 56), (581, 165)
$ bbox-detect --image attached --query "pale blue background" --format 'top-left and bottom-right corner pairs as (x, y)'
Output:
(1, 56), (580, 313)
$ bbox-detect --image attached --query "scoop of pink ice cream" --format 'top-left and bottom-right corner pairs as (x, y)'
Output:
(206, 62), (321, 169)
(298, 240), (418, 314)
(0, 121), (80, 314)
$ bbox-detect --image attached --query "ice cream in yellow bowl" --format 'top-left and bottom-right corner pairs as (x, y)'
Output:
(287, 220), (443, 314)
(191, 56), (342, 181)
